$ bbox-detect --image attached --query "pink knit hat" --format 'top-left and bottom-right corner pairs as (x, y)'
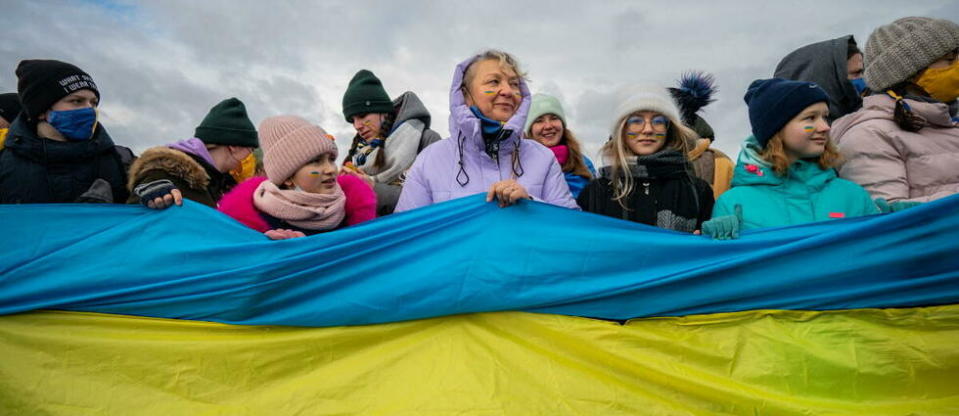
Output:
(258, 115), (338, 185)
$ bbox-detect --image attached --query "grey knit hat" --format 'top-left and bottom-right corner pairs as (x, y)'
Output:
(864, 17), (959, 91)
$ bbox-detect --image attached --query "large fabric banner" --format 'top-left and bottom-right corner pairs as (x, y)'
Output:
(1, 195), (958, 414)
(1, 307), (957, 415)
(1, 194), (957, 326)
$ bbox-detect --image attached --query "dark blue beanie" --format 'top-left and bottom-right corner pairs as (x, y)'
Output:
(744, 78), (830, 147)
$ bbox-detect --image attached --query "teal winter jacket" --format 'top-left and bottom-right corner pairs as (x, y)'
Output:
(713, 136), (878, 230)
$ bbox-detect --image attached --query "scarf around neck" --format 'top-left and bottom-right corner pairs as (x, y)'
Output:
(470, 106), (509, 159)
(350, 119), (425, 185)
(549, 144), (569, 165)
(253, 180), (347, 231)
(625, 150), (690, 179)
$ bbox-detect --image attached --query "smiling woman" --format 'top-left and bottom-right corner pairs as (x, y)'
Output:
(524, 94), (595, 199)
(393, 50), (579, 212)
(577, 85), (714, 232)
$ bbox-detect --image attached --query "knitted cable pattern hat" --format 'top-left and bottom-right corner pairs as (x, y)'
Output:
(864, 17), (959, 91)
(525, 93), (567, 134)
(194, 97), (259, 147)
(744, 78), (830, 147)
(611, 85), (684, 135)
(259, 115), (338, 185)
(15, 59), (99, 120)
(342, 69), (393, 122)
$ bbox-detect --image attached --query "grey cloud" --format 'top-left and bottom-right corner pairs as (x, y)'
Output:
(2, 0), (948, 162)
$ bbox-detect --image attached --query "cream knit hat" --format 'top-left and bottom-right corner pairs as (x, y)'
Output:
(611, 85), (684, 135)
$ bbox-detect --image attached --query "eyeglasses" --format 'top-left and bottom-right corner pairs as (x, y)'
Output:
(625, 115), (670, 133)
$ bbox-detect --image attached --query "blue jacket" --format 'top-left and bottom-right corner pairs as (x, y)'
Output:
(714, 136), (878, 230)
(564, 156), (595, 199)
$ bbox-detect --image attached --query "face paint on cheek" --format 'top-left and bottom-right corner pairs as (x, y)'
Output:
(482, 90), (496, 95)
(654, 133), (667, 139)
(803, 126), (815, 133)
(626, 132), (639, 137)
(308, 171), (321, 176)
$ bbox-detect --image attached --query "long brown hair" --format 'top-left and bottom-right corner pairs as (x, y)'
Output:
(560, 129), (592, 179)
(601, 114), (696, 206)
(760, 134), (843, 176)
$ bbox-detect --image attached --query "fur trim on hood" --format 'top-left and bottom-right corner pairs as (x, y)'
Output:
(127, 146), (210, 191)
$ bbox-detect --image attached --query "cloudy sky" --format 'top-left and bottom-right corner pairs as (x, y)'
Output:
(2, 0), (956, 161)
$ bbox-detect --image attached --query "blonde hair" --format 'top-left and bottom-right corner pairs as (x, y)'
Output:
(601, 113), (697, 207)
(760, 134), (843, 176)
(461, 49), (528, 90)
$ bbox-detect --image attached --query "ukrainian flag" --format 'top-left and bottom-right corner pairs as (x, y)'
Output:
(1, 195), (957, 415)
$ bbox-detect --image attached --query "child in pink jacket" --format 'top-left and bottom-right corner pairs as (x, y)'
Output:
(218, 115), (375, 239)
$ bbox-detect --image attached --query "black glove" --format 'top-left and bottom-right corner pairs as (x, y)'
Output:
(133, 179), (177, 207)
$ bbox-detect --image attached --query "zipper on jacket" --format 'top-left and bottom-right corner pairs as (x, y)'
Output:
(492, 129), (509, 181)
(642, 181), (650, 195)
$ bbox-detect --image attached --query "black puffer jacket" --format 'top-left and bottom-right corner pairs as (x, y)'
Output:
(0, 116), (128, 204)
(577, 151), (714, 232)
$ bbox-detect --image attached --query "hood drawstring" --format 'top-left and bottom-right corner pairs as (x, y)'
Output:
(456, 131), (470, 187)
(510, 135), (525, 179)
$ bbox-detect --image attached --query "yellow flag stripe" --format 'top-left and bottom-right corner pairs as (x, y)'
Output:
(1, 306), (957, 415)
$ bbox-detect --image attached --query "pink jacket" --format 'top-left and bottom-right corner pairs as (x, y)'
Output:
(832, 94), (959, 203)
(217, 175), (377, 233)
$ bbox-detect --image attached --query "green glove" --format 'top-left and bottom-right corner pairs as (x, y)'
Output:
(874, 198), (922, 214)
(702, 204), (743, 240)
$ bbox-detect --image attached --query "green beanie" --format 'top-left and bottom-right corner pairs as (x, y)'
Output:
(194, 97), (258, 147)
(525, 94), (567, 134)
(342, 69), (393, 122)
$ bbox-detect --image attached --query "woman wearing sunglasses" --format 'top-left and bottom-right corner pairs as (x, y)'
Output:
(577, 86), (714, 232)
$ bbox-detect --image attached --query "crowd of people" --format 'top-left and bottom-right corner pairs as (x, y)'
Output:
(1, 16), (957, 241)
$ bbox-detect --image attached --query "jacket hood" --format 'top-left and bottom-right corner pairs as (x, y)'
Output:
(3, 115), (116, 163)
(392, 91), (432, 130)
(127, 146), (211, 191)
(831, 94), (956, 142)
(731, 135), (837, 191)
(774, 35), (862, 121)
(448, 54), (531, 153)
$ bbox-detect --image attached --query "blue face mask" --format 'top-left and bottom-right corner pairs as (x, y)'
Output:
(47, 107), (98, 141)
(850, 78), (868, 95)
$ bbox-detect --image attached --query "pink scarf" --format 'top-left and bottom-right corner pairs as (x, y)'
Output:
(550, 144), (569, 165)
(253, 181), (347, 231)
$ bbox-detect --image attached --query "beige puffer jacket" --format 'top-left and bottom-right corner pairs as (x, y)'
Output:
(832, 94), (959, 202)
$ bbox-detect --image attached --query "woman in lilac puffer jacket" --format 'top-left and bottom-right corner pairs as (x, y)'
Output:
(394, 50), (578, 212)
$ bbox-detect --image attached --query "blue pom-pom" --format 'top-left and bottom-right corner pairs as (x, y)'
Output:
(668, 71), (718, 125)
